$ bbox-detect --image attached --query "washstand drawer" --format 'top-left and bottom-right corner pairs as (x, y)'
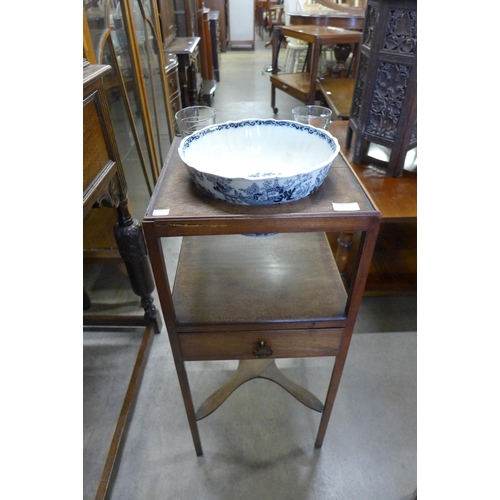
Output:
(165, 62), (180, 95)
(178, 328), (343, 361)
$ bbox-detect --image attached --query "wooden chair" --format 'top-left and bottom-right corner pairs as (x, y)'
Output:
(266, 1), (284, 33)
(264, 0), (285, 47)
(255, 0), (265, 40)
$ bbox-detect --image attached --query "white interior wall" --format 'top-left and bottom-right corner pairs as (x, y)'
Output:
(228, 0), (255, 45)
(284, 0), (303, 25)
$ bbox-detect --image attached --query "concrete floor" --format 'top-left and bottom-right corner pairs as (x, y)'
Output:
(83, 35), (417, 500)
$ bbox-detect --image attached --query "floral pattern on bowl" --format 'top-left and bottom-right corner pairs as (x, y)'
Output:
(179, 119), (339, 206)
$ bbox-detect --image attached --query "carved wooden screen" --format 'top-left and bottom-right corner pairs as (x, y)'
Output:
(347, 0), (416, 177)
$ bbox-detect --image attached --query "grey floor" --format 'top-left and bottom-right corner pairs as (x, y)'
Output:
(83, 36), (417, 500)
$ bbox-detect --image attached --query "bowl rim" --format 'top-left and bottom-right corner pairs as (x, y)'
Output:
(178, 118), (340, 180)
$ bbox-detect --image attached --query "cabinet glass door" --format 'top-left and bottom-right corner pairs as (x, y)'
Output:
(84, 0), (174, 208)
(130, 0), (172, 179)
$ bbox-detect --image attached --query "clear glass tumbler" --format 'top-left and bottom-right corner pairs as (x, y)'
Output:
(175, 106), (216, 137)
(292, 105), (332, 130)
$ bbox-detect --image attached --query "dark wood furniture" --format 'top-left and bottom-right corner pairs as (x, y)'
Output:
(330, 120), (416, 295)
(208, 10), (221, 81)
(318, 77), (355, 119)
(198, 8), (214, 81)
(347, 0), (417, 177)
(289, 4), (365, 78)
(270, 25), (361, 113)
(142, 137), (381, 456)
(256, 1), (285, 49)
(83, 61), (161, 328)
(83, 61), (161, 500)
(205, 0), (229, 52)
(159, 0), (220, 104)
(164, 36), (203, 108)
(157, 0), (177, 46)
(198, 7), (217, 104)
(289, 8), (364, 30)
(165, 53), (183, 121)
(255, 0), (283, 41)
(168, 0), (197, 37)
(264, 1), (285, 36)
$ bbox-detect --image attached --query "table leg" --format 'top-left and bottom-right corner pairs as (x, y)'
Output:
(188, 57), (199, 105)
(346, 123), (354, 148)
(315, 350), (346, 448)
(271, 28), (281, 72)
(335, 232), (355, 287)
(353, 134), (370, 165)
(271, 29), (282, 113)
(143, 226), (204, 455)
(271, 83), (278, 114)
(176, 360), (204, 456)
(308, 42), (321, 104)
(317, 219), (380, 448)
(83, 287), (91, 310)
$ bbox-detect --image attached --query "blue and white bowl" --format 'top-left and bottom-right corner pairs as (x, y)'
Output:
(178, 119), (340, 206)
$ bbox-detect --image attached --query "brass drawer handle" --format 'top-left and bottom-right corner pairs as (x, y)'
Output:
(253, 340), (273, 358)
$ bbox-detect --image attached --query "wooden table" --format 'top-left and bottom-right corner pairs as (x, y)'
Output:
(318, 77), (355, 119)
(143, 136), (380, 456)
(270, 25), (362, 112)
(289, 9), (364, 29)
(289, 6), (364, 81)
(329, 121), (416, 295)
